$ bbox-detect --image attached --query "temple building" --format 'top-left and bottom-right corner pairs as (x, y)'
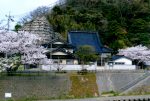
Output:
(19, 16), (112, 66)
(68, 31), (113, 65)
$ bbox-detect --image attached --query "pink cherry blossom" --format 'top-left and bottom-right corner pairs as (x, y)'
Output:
(0, 30), (49, 71)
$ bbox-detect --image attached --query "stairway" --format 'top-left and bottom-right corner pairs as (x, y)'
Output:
(119, 71), (150, 94)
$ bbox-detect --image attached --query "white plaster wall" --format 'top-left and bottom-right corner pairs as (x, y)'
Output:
(41, 64), (136, 71)
(105, 64), (136, 70)
(60, 59), (66, 64)
(52, 52), (67, 55)
(41, 64), (97, 71)
(114, 58), (132, 65)
(54, 42), (64, 44)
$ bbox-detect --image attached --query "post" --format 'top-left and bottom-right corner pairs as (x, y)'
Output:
(6, 12), (14, 31)
(101, 54), (103, 66)
(50, 43), (52, 59)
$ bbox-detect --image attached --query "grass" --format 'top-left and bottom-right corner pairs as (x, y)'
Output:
(69, 72), (99, 98)
(101, 91), (119, 96)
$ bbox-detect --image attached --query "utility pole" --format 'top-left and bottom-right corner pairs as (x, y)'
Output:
(5, 12), (14, 31)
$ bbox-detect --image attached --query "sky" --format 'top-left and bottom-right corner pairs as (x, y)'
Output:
(0, 0), (58, 30)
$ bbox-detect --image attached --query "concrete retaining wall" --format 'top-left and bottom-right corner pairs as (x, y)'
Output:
(96, 71), (145, 93)
(125, 74), (150, 94)
(0, 73), (70, 100)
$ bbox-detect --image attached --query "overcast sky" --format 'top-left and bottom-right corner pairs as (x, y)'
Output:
(0, 0), (58, 30)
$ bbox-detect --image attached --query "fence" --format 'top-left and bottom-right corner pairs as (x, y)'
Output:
(105, 64), (136, 70)
(41, 64), (97, 71)
(41, 64), (137, 71)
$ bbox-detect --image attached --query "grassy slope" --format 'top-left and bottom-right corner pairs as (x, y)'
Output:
(69, 73), (99, 98)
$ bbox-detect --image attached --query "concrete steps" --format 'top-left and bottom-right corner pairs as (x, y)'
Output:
(119, 71), (150, 94)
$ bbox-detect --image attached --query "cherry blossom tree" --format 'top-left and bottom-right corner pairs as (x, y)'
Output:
(0, 56), (20, 72)
(0, 30), (49, 71)
(118, 45), (150, 67)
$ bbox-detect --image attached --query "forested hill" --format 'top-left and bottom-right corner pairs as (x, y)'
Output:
(47, 0), (150, 51)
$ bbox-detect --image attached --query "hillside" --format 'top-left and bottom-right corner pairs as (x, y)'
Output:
(47, 0), (150, 51)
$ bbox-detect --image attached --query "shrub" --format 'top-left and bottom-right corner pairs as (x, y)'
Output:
(77, 69), (88, 75)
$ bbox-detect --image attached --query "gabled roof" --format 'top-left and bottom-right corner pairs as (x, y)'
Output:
(51, 48), (76, 58)
(68, 31), (113, 53)
(59, 44), (75, 49)
(111, 55), (132, 61)
(42, 38), (75, 49)
(42, 37), (65, 46)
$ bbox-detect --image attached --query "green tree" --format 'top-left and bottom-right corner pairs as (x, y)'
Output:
(129, 19), (149, 33)
(19, 0), (150, 51)
(14, 24), (22, 32)
(75, 45), (98, 65)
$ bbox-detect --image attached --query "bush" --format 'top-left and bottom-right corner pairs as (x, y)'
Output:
(102, 91), (119, 96)
(55, 70), (67, 74)
(77, 69), (88, 75)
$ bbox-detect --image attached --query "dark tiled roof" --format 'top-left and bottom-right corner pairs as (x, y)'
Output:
(59, 44), (75, 49)
(111, 55), (132, 61)
(42, 40), (75, 49)
(101, 47), (113, 53)
(68, 31), (113, 53)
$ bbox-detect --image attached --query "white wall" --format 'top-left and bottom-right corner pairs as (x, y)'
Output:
(54, 42), (64, 44)
(105, 64), (136, 70)
(52, 52), (67, 55)
(52, 59), (78, 65)
(41, 64), (136, 71)
(106, 58), (136, 70)
(41, 64), (97, 71)
(114, 58), (132, 65)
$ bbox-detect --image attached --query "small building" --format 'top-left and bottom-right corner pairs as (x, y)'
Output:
(106, 55), (136, 70)
(44, 38), (78, 65)
(68, 31), (113, 66)
(51, 48), (78, 65)
(111, 55), (133, 65)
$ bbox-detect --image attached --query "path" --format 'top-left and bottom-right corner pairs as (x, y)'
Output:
(40, 95), (150, 101)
